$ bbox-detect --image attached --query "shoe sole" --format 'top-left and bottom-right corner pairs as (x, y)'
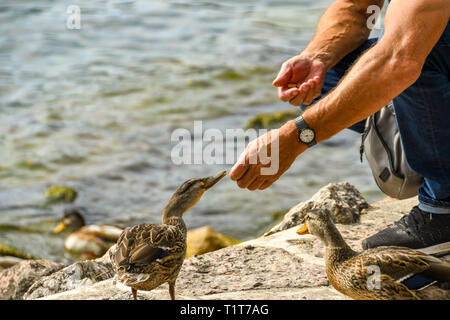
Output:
(417, 241), (450, 257)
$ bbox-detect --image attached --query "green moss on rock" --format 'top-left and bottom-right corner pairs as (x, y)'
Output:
(214, 69), (245, 81)
(0, 242), (36, 259)
(245, 110), (300, 129)
(45, 185), (78, 203)
(15, 161), (49, 171)
(185, 79), (213, 88)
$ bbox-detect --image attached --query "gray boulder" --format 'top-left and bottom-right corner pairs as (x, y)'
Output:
(264, 182), (368, 236)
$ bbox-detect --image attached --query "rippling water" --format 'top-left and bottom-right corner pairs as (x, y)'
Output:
(0, 0), (383, 262)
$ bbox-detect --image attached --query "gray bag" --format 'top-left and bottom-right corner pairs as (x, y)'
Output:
(360, 102), (423, 199)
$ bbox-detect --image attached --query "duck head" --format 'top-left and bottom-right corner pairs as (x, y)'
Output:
(163, 171), (226, 220)
(296, 209), (347, 248)
(53, 208), (86, 234)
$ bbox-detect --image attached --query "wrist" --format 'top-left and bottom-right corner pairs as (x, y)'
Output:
(301, 48), (333, 71)
(281, 120), (308, 156)
(302, 104), (329, 144)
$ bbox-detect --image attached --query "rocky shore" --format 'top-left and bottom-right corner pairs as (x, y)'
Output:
(0, 182), (426, 300)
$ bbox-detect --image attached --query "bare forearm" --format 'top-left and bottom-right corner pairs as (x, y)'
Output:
(303, 0), (384, 70)
(303, 43), (411, 143)
(302, 0), (449, 144)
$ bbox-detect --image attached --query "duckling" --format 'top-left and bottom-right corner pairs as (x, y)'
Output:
(297, 209), (450, 300)
(54, 208), (123, 259)
(110, 171), (226, 300)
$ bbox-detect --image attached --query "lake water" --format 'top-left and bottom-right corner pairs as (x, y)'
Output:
(0, 0), (383, 262)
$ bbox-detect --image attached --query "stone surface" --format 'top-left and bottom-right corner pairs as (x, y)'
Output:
(178, 245), (329, 296)
(264, 182), (369, 236)
(186, 226), (241, 258)
(40, 279), (347, 300)
(24, 260), (114, 300)
(0, 259), (66, 300)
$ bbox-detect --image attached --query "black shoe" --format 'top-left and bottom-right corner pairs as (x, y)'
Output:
(362, 206), (450, 255)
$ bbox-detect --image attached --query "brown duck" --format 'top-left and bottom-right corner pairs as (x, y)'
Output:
(54, 208), (123, 259)
(297, 209), (450, 300)
(110, 171), (226, 300)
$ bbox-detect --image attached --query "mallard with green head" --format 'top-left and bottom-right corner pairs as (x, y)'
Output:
(297, 209), (450, 300)
(54, 208), (123, 259)
(110, 171), (226, 300)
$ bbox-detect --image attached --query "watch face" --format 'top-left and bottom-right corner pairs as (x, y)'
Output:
(299, 129), (315, 143)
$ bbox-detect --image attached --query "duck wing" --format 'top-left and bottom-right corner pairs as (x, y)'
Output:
(357, 246), (450, 282)
(112, 223), (185, 271)
(420, 255), (450, 283)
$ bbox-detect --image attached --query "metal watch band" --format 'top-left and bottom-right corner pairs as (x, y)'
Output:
(294, 115), (317, 147)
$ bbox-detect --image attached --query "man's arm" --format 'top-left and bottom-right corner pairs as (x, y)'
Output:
(230, 0), (449, 190)
(274, 0), (384, 106)
(303, 0), (449, 143)
(303, 0), (383, 70)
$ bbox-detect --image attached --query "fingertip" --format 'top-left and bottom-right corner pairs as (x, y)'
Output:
(273, 71), (289, 87)
(259, 181), (272, 190)
(229, 163), (248, 181)
(273, 76), (286, 86)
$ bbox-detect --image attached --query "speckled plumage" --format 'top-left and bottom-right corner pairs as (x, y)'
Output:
(111, 218), (186, 295)
(109, 171), (226, 300)
(299, 209), (450, 300)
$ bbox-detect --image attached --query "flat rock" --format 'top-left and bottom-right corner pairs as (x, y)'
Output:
(176, 245), (329, 296)
(38, 279), (194, 300)
(265, 182), (369, 236)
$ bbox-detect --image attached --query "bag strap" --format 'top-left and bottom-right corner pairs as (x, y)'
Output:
(359, 116), (372, 162)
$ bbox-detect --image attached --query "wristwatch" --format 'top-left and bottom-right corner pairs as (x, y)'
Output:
(294, 115), (316, 147)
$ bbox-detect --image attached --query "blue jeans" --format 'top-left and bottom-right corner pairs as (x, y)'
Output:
(301, 22), (450, 213)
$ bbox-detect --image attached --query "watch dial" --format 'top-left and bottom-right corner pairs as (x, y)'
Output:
(300, 129), (314, 143)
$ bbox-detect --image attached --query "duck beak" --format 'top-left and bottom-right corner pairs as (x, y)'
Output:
(53, 221), (67, 234)
(296, 222), (309, 235)
(202, 171), (226, 189)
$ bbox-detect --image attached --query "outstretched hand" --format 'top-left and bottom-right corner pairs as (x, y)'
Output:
(273, 54), (326, 106)
(229, 121), (306, 190)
